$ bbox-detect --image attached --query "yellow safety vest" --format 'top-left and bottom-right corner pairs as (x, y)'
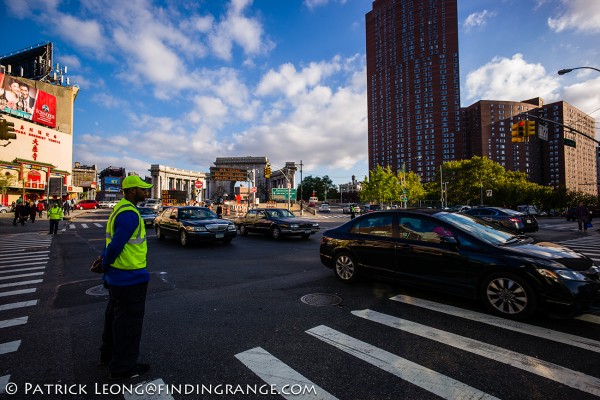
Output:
(105, 198), (147, 271)
(48, 206), (63, 220)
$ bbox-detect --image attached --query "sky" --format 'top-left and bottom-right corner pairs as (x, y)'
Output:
(1, 0), (600, 186)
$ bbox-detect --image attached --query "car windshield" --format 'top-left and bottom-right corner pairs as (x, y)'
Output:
(178, 208), (217, 220)
(436, 212), (516, 245)
(267, 209), (295, 218)
(137, 207), (154, 215)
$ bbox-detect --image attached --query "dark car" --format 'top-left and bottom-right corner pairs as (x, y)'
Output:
(235, 208), (319, 240)
(319, 209), (600, 320)
(462, 206), (538, 233)
(154, 206), (236, 246)
(360, 204), (381, 214)
(564, 207), (593, 221)
(73, 200), (99, 210)
(137, 207), (157, 227)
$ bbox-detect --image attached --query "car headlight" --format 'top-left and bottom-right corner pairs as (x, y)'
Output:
(227, 224), (236, 231)
(312, 223), (319, 228)
(539, 268), (587, 281)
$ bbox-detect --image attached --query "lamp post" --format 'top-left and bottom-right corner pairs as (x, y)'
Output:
(557, 66), (600, 75)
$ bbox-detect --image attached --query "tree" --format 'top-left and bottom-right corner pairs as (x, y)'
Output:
(359, 165), (396, 204)
(0, 171), (16, 196)
(297, 175), (335, 201)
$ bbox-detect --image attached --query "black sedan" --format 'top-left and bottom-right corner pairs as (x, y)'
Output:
(137, 207), (157, 227)
(319, 209), (600, 320)
(154, 206), (236, 246)
(235, 208), (319, 239)
(462, 206), (538, 233)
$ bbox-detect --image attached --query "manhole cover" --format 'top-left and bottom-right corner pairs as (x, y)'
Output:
(300, 293), (342, 306)
(86, 284), (109, 296)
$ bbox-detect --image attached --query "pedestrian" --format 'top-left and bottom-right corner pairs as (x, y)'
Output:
(350, 204), (356, 220)
(99, 175), (153, 380)
(19, 201), (30, 226)
(216, 204), (223, 218)
(29, 201), (37, 223)
(63, 199), (70, 216)
(37, 200), (44, 218)
(13, 199), (21, 226)
(47, 202), (63, 234)
(575, 201), (590, 232)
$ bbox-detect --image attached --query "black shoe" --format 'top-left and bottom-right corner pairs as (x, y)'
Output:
(109, 363), (150, 380)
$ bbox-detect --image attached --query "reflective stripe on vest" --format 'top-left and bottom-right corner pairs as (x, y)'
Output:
(105, 198), (147, 271)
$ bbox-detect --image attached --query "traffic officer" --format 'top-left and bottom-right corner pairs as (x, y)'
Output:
(47, 201), (63, 234)
(99, 175), (152, 380)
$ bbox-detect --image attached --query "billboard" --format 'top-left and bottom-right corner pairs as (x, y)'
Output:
(104, 177), (121, 185)
(0, 73), (57, 128)
(210, 167), (248, 182)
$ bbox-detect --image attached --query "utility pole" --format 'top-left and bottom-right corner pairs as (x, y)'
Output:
(299, 160), (303, 215)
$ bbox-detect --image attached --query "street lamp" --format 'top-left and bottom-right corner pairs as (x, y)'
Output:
(557, 66), (600, 75)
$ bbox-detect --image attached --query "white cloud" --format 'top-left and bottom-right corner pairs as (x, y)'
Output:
(464, 53), (561, 103)
(548, 0), (600, 34)
(463, 10), (496, 31)
(561, 76), (600, 117)
(56, 14), (107, 53)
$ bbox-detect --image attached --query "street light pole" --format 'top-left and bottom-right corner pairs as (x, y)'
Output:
(558, 66), (600, 75)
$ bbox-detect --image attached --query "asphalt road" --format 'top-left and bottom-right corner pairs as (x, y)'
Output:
(1, 210), (599, 400)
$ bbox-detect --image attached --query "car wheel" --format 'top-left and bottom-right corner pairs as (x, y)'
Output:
(271, 226), (281, 240)
(480, 273), (537, 320)
(333, 252), (359, 283)
(239, 225), (248, 236)
(0, 210), (6, 213)
(179, 230), (188, 247)
(156, 226), (164, 240)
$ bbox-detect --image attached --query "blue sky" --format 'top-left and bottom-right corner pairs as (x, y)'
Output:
(1, 0), (599, 185)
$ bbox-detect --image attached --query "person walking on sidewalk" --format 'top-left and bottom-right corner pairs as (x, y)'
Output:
(29, 201), (37, 223)
(99, 175), (153, 380)
(37, 200), (44, 218)
(47, 202), (63, 234)
(576, 201), (590, 232)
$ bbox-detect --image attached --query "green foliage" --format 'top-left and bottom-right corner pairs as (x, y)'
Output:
(359, 165), (425, 205)
(0, 172), (16, 194)
(297, 175), (335, 201)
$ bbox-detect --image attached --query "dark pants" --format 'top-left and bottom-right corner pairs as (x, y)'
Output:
(101, 282), (148, 374)
(49, 219), (59, 234)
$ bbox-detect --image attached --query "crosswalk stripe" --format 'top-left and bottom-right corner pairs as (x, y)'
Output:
(390, 295), (600, 353)
(0, 255), (49, 262)
(0, 316), (28, 329)
(0, 279), (43, 289)
(0, 375), (10, 394)
(123, 379), (175, 400)
(0, 267), (45, 274)
(353, 309), (600, 397)
(0, 272), (44, 281)
(0, 340), (20, 355)
(0, 300), (38, 311)
(576, 314), (600, 325)
(68, 224), (75, 229)
(306, 325), (499, 400)
(0, 249), (49, 254)
(94, 223), (103, 227)
(81, 223), (88, 228)
(0, 288), (36, 298)
(235, 347), (338, 400)
(0, 262), (47, 269)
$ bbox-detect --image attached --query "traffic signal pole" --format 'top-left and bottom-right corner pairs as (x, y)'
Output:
(521, 112), (599, 145)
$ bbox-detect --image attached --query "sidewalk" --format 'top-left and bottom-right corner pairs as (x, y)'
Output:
(0, 209), (88, 235)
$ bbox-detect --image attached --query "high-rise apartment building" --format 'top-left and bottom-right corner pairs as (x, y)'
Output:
(366, 0), (462, 181)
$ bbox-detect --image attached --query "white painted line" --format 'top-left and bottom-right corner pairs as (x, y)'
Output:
(0, 288), (36, 298)
(353, 309), (600, 397)
(94, 223), (103, 227)
(306, 325), (498, 400)
(0, 255), (49, 262)
(0, 316), (28, 329)
(0, 300), (38, 311)
(0, 375), (10, 395)
(576, 314), (600, 325)
(123, 379), (175, 400)
(235, 347), (338, 400)
(0, 272), (44, 281)
(69, 224), (76, 229)
(81, 223), (89, 229)
(0, 340), (20, 355)
(390, 295), (600, 353)
(0, 267), (45, 274)
(0, 279), (43, 289)
(0, 262), (48, 269)
(0, 249), (49, 254)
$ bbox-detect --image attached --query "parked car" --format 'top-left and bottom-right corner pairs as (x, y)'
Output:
(318, 203), (331, 213)
(73, 200), (99, 210)
(137, 207), (157, 227)
(236, 208), (319, 240)
(154, 206), (236, 246)
(98, 200), (118, 209)
(144, 199), (162, 211)
(319, 208), (600, 320)
(0, 205), (10, 213)
(462, 206), (538, 233)
(360, 204), (381, 214)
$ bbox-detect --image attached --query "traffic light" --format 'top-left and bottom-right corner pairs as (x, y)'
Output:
(264, 163), (272, 178)
(526, 120), (536, 136)
(0, 119), (17, 141)
(511, 121), (526, 143)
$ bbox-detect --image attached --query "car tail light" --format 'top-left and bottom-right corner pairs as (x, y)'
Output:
(508, 217), (521, 223)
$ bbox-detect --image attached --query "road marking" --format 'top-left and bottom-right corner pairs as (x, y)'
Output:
(235, 347), (339, 400)
(94, 223), (103, 227)
(353, 309), (600, 397)
(123, 379), (174, 400)
(0, 249), (49, 254)
(0, 267), (45, 274)
(0, 262), (47, 269)
(0, 272), (44, 281)
(0, 340), (20, 355)
(0, 375), (10, 394)
(0, 300), (38, 311)
(68, 224), (75, 229)
(0, 316), (28, 329)
(576, 314), (600, 325)
(0, 280), (43, 289)
(306, 325), (498, 400)
(0, 255), (49, 262)
(0, 288), (36, 298)
(390, 295), (600, 353)
(81, 223), (89, 229)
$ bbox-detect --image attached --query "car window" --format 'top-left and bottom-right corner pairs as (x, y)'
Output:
(350, 215), (393, 237)
(474, 209), (493, 216)
(399, 216), (447, 243)
(257, 211), (267, 218)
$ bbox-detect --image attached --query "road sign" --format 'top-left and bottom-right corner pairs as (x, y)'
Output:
(564, 138), (576, 148)
(210, 167), (248, 182)
(251, 187), (257, 193)
(486, 190), (493, 197)
(195, 181), (203, 189)
(272, 188), (297, 201)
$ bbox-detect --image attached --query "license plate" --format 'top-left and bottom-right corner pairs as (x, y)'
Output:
(216, 233), (224, 238)
(304, 230), (311, 234)
(525, 219), (532, 223)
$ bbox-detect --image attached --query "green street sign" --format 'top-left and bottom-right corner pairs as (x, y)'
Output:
(272, 188), (297, 200)
(564, 138), (576, 148)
